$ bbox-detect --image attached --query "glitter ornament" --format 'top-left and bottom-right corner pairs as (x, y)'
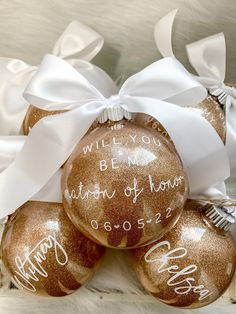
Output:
(131, 200), (236, 308)
(189, 95), (226, 142)
(62, 119), (188, 249)
(135, 94), (226, 143)
(23, 106), (97, 135)
(1, 201), (105, 297)
(23, 106), (66, 135)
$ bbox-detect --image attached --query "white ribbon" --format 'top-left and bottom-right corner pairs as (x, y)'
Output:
(154, 8), (178, 58)
(0, 55), (230, 218)
(154, 9), (236, 178)
(52, 21), (103, 60)
(0, 136), (26, 172)
(0, 136), (62, 204)
(0, 21), (116, 135)
(190, 182), (227, 201)
(186, 34), (236, 177)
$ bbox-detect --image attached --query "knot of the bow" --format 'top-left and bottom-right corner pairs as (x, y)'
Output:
(104, 94), (121, 108)
(98, 94), (132, 123)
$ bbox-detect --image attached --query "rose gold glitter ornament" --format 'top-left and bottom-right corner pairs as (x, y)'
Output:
(131, 200), (236, 308)
(23, 106), (66, 135)
(62, 119), (188, 249)
(135, 94), (226, 143)
(189, 95), (226, 142)
(0, 201), (105, 297)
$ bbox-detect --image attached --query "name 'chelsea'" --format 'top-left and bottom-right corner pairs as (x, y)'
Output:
(144, 240), (212, 301)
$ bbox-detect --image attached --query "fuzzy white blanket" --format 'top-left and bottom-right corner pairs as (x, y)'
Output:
(0, 0), (235, 83)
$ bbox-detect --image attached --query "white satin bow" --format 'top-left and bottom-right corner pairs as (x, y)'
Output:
(0, 21), (116, 135)
(0, 55), (230, 218)
(154, 9), (236, 178)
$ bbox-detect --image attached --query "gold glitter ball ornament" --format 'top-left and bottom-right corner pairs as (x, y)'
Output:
(23, 105), (66, 135)
(135, 95), (226, 143)
(131, 200), (236, 308)
(62, 119), (188, 249)
(0, 201), (105, 297)
(23, 106), (97, 135)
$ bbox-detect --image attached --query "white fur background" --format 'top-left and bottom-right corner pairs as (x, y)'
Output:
(0, 1), (236, 313)
(0, 0), (235, 82)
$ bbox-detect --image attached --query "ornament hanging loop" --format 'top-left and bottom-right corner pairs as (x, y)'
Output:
(98, 94), (132, 123)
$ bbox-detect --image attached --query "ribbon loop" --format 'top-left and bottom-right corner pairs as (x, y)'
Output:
(24, 54), (105, 111)
(120, 57), (205, 106)
(186, 33), (226, 87)
(52, 21), (104, 60)
(0, 21), (108, 136)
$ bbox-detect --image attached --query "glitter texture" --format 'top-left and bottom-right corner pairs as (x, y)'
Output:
(0, 202), (105, 297)
(131, 200), (236, 308)
(23, 105), (66, 134)
(62, 120), (188, 249)
(190, 95), (226, 142)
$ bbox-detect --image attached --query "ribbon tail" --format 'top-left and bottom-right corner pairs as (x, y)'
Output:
(0, 102), (104, 218)
(123, 96), (230, 195)
(31, 169), (63, 203)
(0, 135), (62, 203)
(0, 136), (26, 172)
(224, 96), (236, 178)
(0, 65), (36, 135)
(154, 8), (178, 58)
(226, 124), (236, 178)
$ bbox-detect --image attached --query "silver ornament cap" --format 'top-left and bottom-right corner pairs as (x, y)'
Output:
(205, 204), (236, 231)
(98, 95), (132, 123)
(210, 88), (227, 106)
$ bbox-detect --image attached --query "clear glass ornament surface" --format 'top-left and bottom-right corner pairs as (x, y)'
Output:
(131, 200), (236, 308)
(1, 201), (105, 297)
(62, 119), (188, 249)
